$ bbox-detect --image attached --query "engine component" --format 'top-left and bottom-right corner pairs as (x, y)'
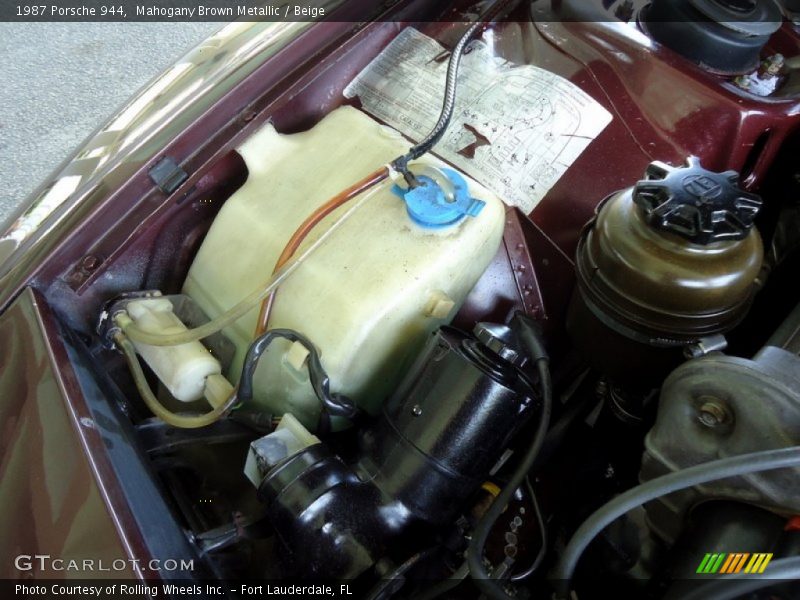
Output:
(662, 502), (785, 587)
(663, 501), (800, 600)
(466, 313), (553, 599)
(641, 0), (783, 74)
(113, 296), (226, 403)
(115, 333), (238, 429)
(245, 323), (539, 578)
(237, 328), (362, 432)
(183, 106), (506, 429)
(784, 0), (800, 22)
(97, 292), (240, 428)
(641, 303), (800, 542)
(358, 324), (536, 525)
(567, 157), (763, 386)
(553, 446), (800, 598)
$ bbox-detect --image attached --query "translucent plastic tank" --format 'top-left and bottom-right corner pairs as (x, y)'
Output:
(183, 107), (506, 428)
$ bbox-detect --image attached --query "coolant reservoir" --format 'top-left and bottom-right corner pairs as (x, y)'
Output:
(183, 107), (505, 428)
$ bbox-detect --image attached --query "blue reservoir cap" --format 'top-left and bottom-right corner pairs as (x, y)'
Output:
(392, 168), (485, 229)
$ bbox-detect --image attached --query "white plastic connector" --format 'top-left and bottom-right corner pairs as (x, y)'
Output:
(244, 414), (321, 487)
(125, 297), (226, 403)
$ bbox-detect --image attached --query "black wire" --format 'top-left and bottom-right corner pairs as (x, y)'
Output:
(466, 313), (553, 600)
(390, 20), (482, 179)
(237, 328), (363, 431)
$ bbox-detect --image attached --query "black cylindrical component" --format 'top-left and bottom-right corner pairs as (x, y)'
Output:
(258, 444), (388, 579)
(641, 0), (782, 74)
(358, 326), (537, 524)
(255, 323), (539, 579)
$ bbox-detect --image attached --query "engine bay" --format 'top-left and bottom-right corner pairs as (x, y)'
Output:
(12, 1), (800, 598)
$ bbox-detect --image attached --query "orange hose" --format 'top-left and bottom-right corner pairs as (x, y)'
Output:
(253, 166), (390, 337)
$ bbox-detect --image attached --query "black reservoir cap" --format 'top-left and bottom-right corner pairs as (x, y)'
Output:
(633, 157), (762, 244)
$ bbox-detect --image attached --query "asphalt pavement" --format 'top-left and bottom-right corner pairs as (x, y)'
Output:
(0, 22), (221, 225)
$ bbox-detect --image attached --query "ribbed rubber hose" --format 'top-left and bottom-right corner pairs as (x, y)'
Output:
(553, 446), (800, 598)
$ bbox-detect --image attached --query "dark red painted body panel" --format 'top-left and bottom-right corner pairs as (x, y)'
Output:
(1, 0), (799, 578)
(0, 289), (137, 579)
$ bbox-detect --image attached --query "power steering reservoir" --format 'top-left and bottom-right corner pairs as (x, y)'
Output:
(183, 107), (505, 429)
(567, 157), (763, 386)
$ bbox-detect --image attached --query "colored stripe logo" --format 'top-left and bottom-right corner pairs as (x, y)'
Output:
(696, 553), (773, 574)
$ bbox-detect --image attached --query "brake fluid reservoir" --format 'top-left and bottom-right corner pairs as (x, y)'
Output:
(183, 107), (505, 428)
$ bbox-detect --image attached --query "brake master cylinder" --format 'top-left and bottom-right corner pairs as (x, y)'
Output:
(244, 322), (538, 578)
(567, 157), (763, 386)
(183, 107), (505, 429)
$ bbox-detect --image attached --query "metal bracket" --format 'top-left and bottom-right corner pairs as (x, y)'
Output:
(683, 334), (728, 359)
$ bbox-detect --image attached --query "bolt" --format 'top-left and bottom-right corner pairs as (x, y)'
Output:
(733, 74), (751, 90)
(411, 405), (423, 417)
(762, 54), (785, 77)
(698, 398), (731, 428)
(80, 255), (100, 272)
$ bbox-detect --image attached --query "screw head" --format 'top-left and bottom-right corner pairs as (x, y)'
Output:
(697, 397), (732, 429)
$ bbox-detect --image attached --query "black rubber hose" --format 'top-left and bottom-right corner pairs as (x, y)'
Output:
(672, 555), (800, 600)
(466, 313), (553, 600)
(552, 446), (800, 599)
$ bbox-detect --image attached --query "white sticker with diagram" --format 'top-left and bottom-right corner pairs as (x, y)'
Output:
(344, 27), (613, 212)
